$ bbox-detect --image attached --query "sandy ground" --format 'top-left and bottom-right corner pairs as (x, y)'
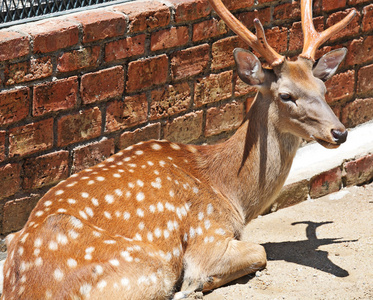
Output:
(203, 182), (373, 300)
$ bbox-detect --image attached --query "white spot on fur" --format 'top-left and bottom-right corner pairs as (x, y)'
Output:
(67, 199), (76, 204)
(57, 234), (68, 245)
(157, 202), (164, 212)
(136, 192), (145, 202)
(67, 258), (77, 268)
(85, 207), (94, 217)
(137, 208), (144, 217)
(53, 269), (64, 281)
(105, 194), (114, 204)
(44, 201), (52, 207)
(104, 211), (112, 219)
(91, 198), (99, 206)
(97, 280), (107, 290)
(207, 203), (214, 215)
(49, 241), (58, 251)
(147, 232), (154, 242)
(198, 212), (204, 220)
(57, 208), (67, 213)
(137, 179), (144, 187)
(80, 283), (92, 296)
(79, 211), (88, 220)
(109, 259), (120, 266)
(170, 143), (181, 150)
(96, 176), (105, 181)
(35, 211), (44, 217)
(81, 192), (89, 198)
(34, 238), (42, 248)
(55, 190), (64, 195)
(151, 143), (162, 150)
(154, 228), (162, 238)
(123, 212), (130, 220)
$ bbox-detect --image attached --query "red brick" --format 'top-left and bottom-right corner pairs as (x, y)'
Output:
(81, 66), (124, 104)
(71, 10), (126, 43)
(310, 167), (342, 198)
(119, 123), (161, 150)
(113, 1), (170, 33)
(289, 17), (324, 52)
(57, 107), (102, 147)
(72, 138), (115, 173)
(362, 4), (373, 32)
(105, 35), (145, 62)
(344, 154), (373, 186)
(326, 9), (360, 42)
(205, 101), (244, 137)
(126, 55), (168, 92)
(342, 98), (373, 127)
(169, 0), (211, 23)
(325, 70), (355, 103)
(193, 18), (228, 42)
(322, 0), (346, 11)
(234, 75), (257, 97)
(170, 44), (209, 80)
(0, 131), (5, 162)
(9, 119), (54, 157)
(4, 57), (52, 86)
(194, 71), (233, 107)
(23, 151), (69, 190)
(236, 8), (271, 30)
(358, 64), (373, 96)
(33, 76), (78, 116)
(57, 46), (100, 73)
(163, 111), (203, 143)
(21, 19), (79, 53)
(221, 0), (254, 10)
(211, 36), (246, 70)
(151, 26), (189, 51)
(2, 195), (40, 234)
(273, 1), (301, 21)
(150, 83), (191, 120)
(346, 36), (373, 66)
(105, 94), (148, 132)
(0, 163), (21, 200)
(0, 31), (30, 61)
(0, 87), (30, 125)
(263, 27), (288, 55)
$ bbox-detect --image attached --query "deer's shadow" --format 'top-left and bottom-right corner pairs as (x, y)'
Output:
(235, 221), (357, 285)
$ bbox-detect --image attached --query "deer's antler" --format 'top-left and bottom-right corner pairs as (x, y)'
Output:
(300, 0), (356, 61)
(208, 0), (285, 66)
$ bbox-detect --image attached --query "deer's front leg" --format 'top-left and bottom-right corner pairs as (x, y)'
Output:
(174, 239), (267, 299)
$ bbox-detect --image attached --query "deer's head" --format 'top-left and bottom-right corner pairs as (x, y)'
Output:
(210, 0), (355, 149)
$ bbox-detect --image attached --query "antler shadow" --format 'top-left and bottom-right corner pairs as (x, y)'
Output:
(261, 221), (357, 277)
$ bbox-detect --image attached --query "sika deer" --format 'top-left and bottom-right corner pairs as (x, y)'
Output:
(1, 0), (355, 299)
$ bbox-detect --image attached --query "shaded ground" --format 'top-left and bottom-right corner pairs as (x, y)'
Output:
(204, 182), (373, 300)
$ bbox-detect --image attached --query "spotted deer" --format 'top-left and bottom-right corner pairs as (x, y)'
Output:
(1, 0), (355, 299)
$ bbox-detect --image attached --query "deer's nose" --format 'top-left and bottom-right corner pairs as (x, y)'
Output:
(331, 129), (348, 144)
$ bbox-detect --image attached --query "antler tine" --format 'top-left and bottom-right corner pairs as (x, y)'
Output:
(208, 0), (284, 66)
(300, 0), (356, 61)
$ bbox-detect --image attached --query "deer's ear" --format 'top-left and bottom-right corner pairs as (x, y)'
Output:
(234, 48), (265, 86)
(313, 48), (347, 82)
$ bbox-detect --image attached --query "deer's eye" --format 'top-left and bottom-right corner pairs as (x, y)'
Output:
(279, 93), (293, 102)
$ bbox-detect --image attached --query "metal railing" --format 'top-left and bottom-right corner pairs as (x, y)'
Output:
(0, 0), (132, 28)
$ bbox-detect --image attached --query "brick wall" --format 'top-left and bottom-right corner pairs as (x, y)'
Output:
(0, 0), (372, 234)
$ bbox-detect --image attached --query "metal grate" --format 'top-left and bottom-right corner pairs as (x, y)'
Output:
(0, 0), (132, 28)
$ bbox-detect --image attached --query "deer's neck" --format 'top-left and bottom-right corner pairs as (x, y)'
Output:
(197, 93), (300, 223)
